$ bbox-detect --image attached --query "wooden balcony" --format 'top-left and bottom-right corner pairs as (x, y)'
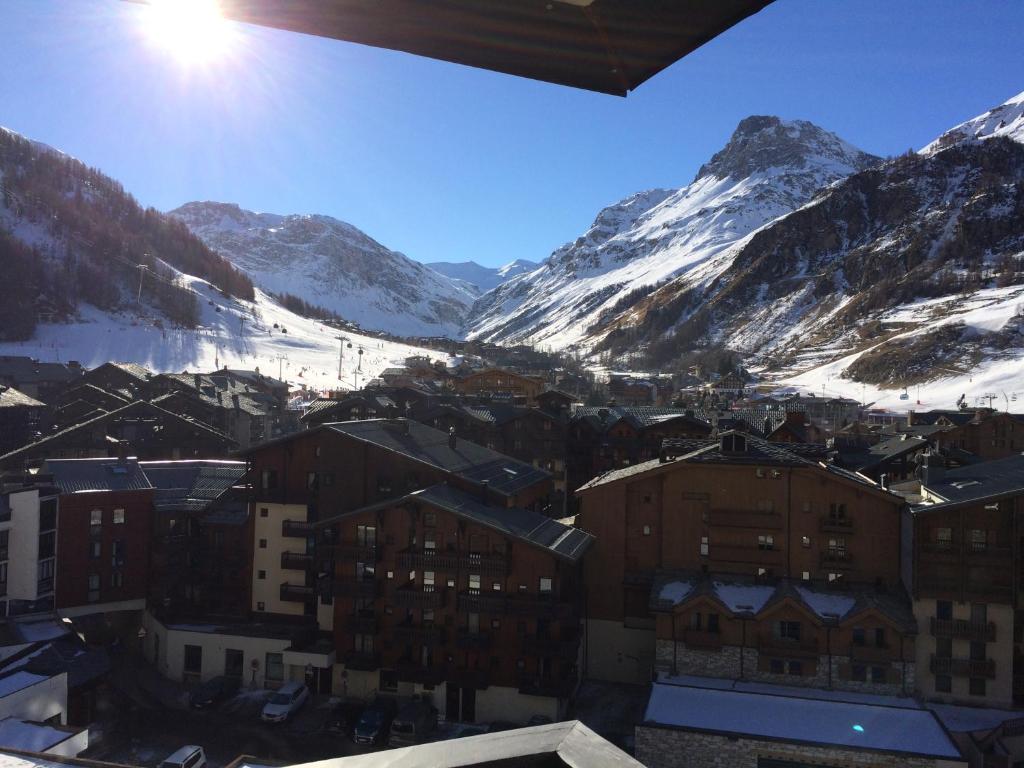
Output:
(929, 655), (996, 679)
(279, 583), (315, 602)
(820, 550), (853, 568)
(396, 661), (446, 686)
(321, 542), (380, 562)
(930, 617), (996, 642)
(393, 622), (447, 646)
(333, 578), (378, 599)
(849, 643), (895, 663)
(458, 592), (508, 614)
(758, 633), (819, 658)
(966, 544), (1013, 561)
(345, 612), (378, 634)
(708, 509), (783, 530)
(683, 628), (724, 651)
(282, 520), (313, 538)
(280, 551), (312, 571)
(393, 585), (447, 609)
(820, 516), (854, 534)
(517, 672), (578, 699)
(455, 629), (493, 650)
(396, 549), (507, 576)
(342, 650), (380, 671)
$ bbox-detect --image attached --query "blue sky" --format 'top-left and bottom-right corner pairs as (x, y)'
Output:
(2, 0), (1022, 268)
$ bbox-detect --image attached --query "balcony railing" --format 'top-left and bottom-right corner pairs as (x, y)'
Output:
(342, 650), (380, 671)
(333, 578), (378, 599)
(517, 672), (578, 699)
(455, 629), (492, 650)
(820, 516), (854, 533)
(930, 617), (996, 642)
(280, 552), (312, 571)
(396, 661), (446, 686)
(683, 628), (724, 651)
(393, 586), (447, 609)
(346, 612), (378, 634)
(279, 583), (315, 602)
(321, 542), (380, 562)
(820, 550), (853, 567)
(966, 543), (1012, 559)
(393, 622), (447, 645)
(396, 549), (508, 575)
(282, 520), (313, 538)
(458, 592), (509, 614)
(929, 655), (996, 679)
(758, 633), (819, 657)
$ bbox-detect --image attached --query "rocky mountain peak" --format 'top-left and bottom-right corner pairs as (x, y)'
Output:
(694, 116), (880, 183)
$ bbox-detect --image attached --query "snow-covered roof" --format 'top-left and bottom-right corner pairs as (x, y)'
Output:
(643, 679), (961, 759)
(0, 673), (48, 699)
(0, 719), (80, 754)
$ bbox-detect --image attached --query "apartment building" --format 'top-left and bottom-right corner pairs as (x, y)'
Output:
(910, 454), (1024, 707)
(575, 431), (905, 684)
(0, 475), (60, 617)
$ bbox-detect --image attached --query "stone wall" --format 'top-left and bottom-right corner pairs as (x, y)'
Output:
(655, 639), (913, 696)
(636, 727), (965, 768)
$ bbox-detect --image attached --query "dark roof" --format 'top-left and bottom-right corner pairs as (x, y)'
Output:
(837, 435), (929, 472)
(221, 369), (288, 389)
(44, 457), (152, 493)
(909, 409), (977, 426)
(0, 357), (80, 385)
(573, 406), (712, 433)
(916, 454), (1024, 508)
(0, 387), (44, 409)
(209, 0), (770, 96)
(141, 460), (247, 513)
(326, 419), (550, 497)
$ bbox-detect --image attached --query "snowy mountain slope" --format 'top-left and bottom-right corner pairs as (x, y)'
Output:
(0, 274), (444, 394)
(171, 202), (476, 338)
(607, 91), (1024, 410)
(465, 117), (881, 350)
(921, 90), (1024, 155)
(426, 259), (541, 293)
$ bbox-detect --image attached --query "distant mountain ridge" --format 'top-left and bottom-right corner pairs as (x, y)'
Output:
(426, 259), (541, 293)
(170, 202), (475, 338)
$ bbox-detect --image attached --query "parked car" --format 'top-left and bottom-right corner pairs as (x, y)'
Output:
(325, 698), (365, 737)
(438, 722), (490, 741)
(353, 697), (398, 746)
(260, 681), (310, 723)
(159, 746), (206, 768)
(189, 676), (240, 709)
(485, 721), (519, 733)
(387, 700), (438, 748)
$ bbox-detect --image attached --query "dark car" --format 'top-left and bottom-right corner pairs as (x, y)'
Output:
(189, 676), (240, 709)
(353, 698), (398, 746)
(325, 699), (365, 737)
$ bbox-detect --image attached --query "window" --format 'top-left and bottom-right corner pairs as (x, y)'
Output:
(875, 628), (886, 648)
(323, 473), (335, 487)
(0, 530), (7, 561)
(468, 574), (481, 594)
(355, 633), (374, 653)
(935, 638), (952, 658)
(184, 645), (202, 675)
(447, 578), (456, 588)
(853, 627), (866, 647)
(758, 534), (774, 551)
(642, 525), (651, 536)
(690, 612), (702, 630)
(90, 509), (103, 526)
(111, 539), (125, 567)
(38, 531), (55, 559)
(787, 660), (802, 676)
(260, 508), (269, 518)
(936, 600), (953, 621)
(379, 670), (398, 692)
(491, 619), (501, 629)
(828, 537), (846, 556)
(492, 581), (502, 592)
(356, 525), (377, 548)
(539, 577), (553, 594)
(110, 571), (123, 588)
(770, 659), (785, 674)
(356, 561), (375, 581)
(376, 477), (392, 494)
(970, 678), (987, 697)
(386, 571), (394, 579)
(970, 529), (987, 552)
(256, 601), (265, 611)
(756, 499), (774, 513)
(699, 536), (709, 556)
(870, 666), (886, 683)
(259, 538), (267, 549)
(265, 652), (283, 682)
(970, 641), (986, 661)
(87, 574), (100, 602)
(852, 664), (867, 681)
(935, 527), (952, 550)
(971, 603), (988, 624)
(37, 559), (54, 592)
(424, 511), (436, 527)
(306, 472), (318, 490)
(423, 571), (435, 590)
(113, 508), (125, 524)
(424, 534), (436, 553)
(257, 570), (266, 580)
(39, 501), (56, 531)
(778, 621), (801, 641)
(261, 470), (278, 490)
(707, 613), (720, 633)
(423, 609), (435, 624)
(801, 571), (810, 581)
(0, 563), (6, 595)
(801, 536), (811, 548)
(829, 503), (847, 520)
(935, 674), (952, 693)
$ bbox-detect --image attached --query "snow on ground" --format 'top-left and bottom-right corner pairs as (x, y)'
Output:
(0, 275), (445, 394)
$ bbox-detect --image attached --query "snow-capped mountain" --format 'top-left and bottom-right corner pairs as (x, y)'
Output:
(600, 91), (1024, 410)
(465, 116), (880, 350)
(426, 259), (541, 294)
(170, 202), (476, 338)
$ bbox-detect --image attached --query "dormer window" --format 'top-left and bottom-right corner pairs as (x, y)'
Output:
(721, 434), (747, 453)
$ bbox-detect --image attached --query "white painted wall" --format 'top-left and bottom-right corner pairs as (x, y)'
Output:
(0, 673), (67, 725)
(252, 503), (308, 617)
(6, 490), (41, 601)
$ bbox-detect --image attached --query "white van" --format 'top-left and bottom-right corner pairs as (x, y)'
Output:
(260, 681), (310, 723)
(160, 746), (207, 768)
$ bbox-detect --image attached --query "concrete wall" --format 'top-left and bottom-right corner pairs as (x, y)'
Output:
(143, 613), (293, 689)
(913, 598), (1014, 707)
(7, 490), (40, 601)
(584, 619), (655, 684)
(0, 673), (67, 725)
(636, 726), (966, 768)
(44, 727), (89, 757)
(252, 503), (308, 617)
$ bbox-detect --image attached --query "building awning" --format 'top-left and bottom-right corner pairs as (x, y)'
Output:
(283, 644), (336, 669)
(193, 0), (773, 95)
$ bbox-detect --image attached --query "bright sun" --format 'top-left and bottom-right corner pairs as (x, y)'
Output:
(141, 0), (234, 65)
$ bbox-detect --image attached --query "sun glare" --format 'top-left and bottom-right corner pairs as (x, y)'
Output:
(141, 0), (234, 65)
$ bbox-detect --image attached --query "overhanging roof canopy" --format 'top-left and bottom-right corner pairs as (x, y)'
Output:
(212, 0), (772, 95)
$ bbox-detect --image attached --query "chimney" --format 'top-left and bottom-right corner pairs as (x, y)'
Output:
(921, 453), (945, 487)
(116, 440), (128, 463)
(448, 426), (457, 450)
(479, 479), (489, 505)
(906, 410), (915, 427)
